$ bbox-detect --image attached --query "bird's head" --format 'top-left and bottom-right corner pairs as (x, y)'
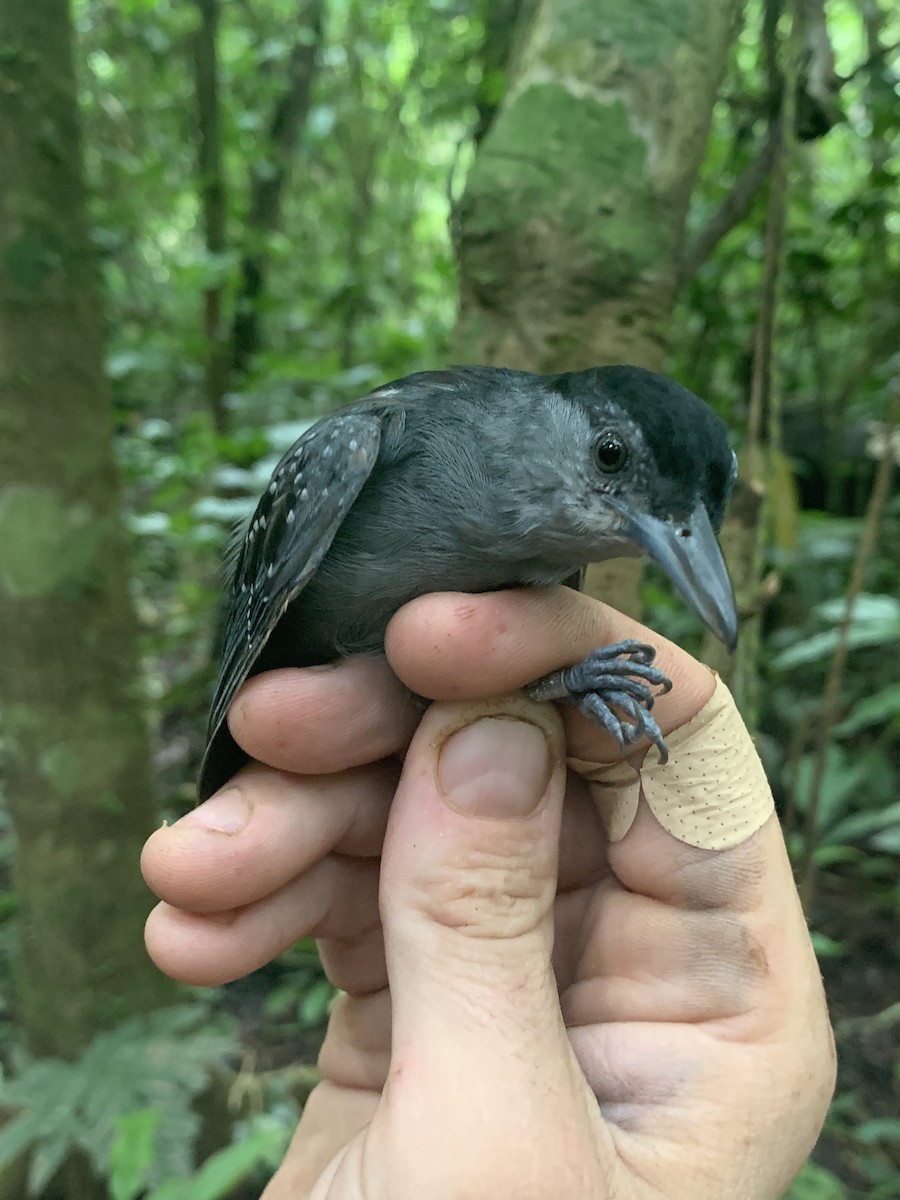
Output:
(522, 365), (739, 649)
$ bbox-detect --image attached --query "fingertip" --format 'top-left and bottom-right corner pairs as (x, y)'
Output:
(386, 591), (528, 699)
(144, 901), (244, 986)
(381, 692), (568, 942)
(228, 657), (419, 773)
(386, 588), (715, 745)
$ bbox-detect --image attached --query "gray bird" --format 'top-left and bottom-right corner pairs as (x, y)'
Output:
(199, 365), (738, 801)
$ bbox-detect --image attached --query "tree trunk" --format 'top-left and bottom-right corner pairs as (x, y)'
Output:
(0, 0), (177, 1068)
(194, 0), (230, 433)
(453, 0), (741, 614)
(454, 0), (741, 372)
(231, 0), (325, 377)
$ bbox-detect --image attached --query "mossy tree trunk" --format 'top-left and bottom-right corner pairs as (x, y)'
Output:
(453, 0), (740, 613)
(0, 0), (177, 1065)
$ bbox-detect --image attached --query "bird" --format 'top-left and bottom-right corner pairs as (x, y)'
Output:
(199, 364), (738, 802)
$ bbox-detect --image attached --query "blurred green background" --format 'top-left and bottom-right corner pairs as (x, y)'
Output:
(0, 0), (897, 1196)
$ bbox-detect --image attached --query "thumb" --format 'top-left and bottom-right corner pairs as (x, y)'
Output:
(378, 695), (597, 1175)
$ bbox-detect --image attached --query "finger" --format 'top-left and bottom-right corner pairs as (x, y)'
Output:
(141, 761), (397, 914)
(318, 989), (392, 1091)
(261, 1084), (378, 1200)
(144, 853), (381, 986)
(564, 811), (835, 1198)
(385, 588), (715, 759)
(315, 773), (606, 1003)
(563, 851), (778, 1029)
(378, 694), (602, 1160)
(228, 656), (420, 775)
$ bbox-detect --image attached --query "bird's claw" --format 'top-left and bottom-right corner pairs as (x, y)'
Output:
(526, 640), (671, 763)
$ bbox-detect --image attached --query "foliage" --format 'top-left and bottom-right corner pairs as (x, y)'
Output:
(262, 939), (338, 1031)
(0, 1008), (236, 1195)
(786, 1161), (849, 1200)
(109, 1111), (289, 1200)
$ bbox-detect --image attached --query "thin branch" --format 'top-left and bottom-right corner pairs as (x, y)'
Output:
(798, 387), (899, 910)
(678, 130), (777, 288)
(472, 0), (525, 146)
(762, 0), (783, 114)
(193, 0), (229, 433)
(835, 1000), (900, 1039)
(747, 124), (793, 451)
(795, 0), (843, 138)
(747, 0), (801, 453)
(231, 0), (325, 376)
(725, 0), (797, 721)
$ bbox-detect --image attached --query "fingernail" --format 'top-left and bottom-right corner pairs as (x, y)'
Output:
(178, 788), (251, 834)
(438, 718), (551, 818)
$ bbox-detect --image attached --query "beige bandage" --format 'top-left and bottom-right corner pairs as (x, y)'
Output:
(567, 675), (775, 850)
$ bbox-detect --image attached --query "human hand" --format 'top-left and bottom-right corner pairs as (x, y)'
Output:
(142, 588), (835, 1199)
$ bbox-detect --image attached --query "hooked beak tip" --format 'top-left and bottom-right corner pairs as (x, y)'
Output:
(613, 501), (738, 649)
(721, 615), (739, 654)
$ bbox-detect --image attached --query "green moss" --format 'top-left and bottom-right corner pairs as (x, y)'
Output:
(550, 0), (693, 68)
(0, 484), (105, 597)
(3, 233), (58, 288)
(462, 82), (667, 290)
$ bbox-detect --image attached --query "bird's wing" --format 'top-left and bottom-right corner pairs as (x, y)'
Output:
(204, 410), (382, 755)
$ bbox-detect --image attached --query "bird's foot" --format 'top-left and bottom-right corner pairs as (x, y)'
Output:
(526, 639), (672, 762)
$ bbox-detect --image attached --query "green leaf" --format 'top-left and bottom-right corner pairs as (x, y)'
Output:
(785, 1161), (848, 1199)
(811, 844), (860, 867)
(810, 931), (847, 958)
(871, 827), (900, 854)
(773, 595), (900, 670)
(791, 746), (870, 830)
(144, 1182), (190, 1200)
(28, 1133), (70, 1196)
(825, 800), (900, 847)
(834, 683), (900, 736)
(0, 1007), (236, 1193)
(773, 622), (899, 669)
(815, 594), (900, 626)
(854, 1118), (900, 1145)
(299, 978), (336, 1027)
(168, 1126), (286, 1200)
(110, 1108), (161, 1200)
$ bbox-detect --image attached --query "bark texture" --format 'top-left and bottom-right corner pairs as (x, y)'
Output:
(194, 0), (230, 432)
(455, 0), (740, 371)
(0, 0), (176, 1061)
(453, 0), (740, 611)
(231, 0), (325, 375)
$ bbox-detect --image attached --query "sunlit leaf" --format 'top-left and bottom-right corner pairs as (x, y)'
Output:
(110, 1109), (161, 1200)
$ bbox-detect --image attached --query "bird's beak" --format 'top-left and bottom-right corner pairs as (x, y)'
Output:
(613, 501), (738, 650)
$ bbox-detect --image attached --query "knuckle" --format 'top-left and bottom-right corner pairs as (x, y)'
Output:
(410, 844), (555, 939)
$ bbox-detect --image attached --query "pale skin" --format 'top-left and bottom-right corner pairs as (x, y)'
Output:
(142, 589), (836, 1199)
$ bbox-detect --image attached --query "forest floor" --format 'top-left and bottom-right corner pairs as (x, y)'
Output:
(815, 886), (900, 1197)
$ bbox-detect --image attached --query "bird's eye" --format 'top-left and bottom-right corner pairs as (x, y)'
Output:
(594, 434), (629, 473)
